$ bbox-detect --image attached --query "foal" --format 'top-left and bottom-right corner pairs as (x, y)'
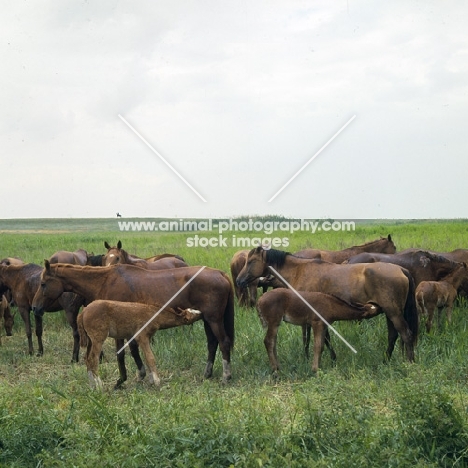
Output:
(78, 300), (202, 389)
(415, 262), (468, 332)
(256, 289), (381, 375)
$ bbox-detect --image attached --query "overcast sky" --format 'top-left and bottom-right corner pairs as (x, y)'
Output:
(1, 1), (467, 220)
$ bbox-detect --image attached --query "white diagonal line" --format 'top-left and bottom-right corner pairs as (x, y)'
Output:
(268, 114), (356, 202)
(116, 266), (206, 355)
(268, 266), (357, 354)
(118, 114), (207, 203)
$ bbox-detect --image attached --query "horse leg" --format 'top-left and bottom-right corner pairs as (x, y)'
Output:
(248, 283), (257, 307)
(384, 317), (399, 361)
(302, 325), (310, 359)
(311, 322), (326, 372)
(34, 313), (44, 357)
(19, 307), (34, 355)
(204, 319), (232, 382)
(85, 336), (103, 390)
(114, 338), (128, 390)
(128, 340), (146, 381)
(136, 335), (160, 387)
(386, 314), (414, 362)
(202, 320), (219, 379)
(64, 308), (80, 363)
(426, 306), (435, 333)
(263, 321), (281, 375)
(324, 327), (336, 362)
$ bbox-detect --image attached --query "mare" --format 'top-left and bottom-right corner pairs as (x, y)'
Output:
(103, 241), (187, 269)
(294, 235), (396, 263)
(236, 247), (418, 362)
(49, 249), (89, 266)
(415, 262), (468, 332)
(78, 300), (202, 389)
(1, 294), (14, 337)
(230, 250), (283, 307)
(0, 263), (84, 360)
(345, 250), (461, 286)
(257, 289), (381, 374)
(32, 261), (234, 387)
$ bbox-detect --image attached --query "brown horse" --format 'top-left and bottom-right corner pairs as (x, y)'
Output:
(78, 300), (202, 389)
(32, 261), (234, 387)
(49, 249), (89, 265)
(0, 263), (84, 360)
(103, 241), (187, 269)
(237, 247), (418, 362)
(257, 289), (381, 374)
(1, 257), (25, 266)
(294, 235), (396, 263)
(346, 250), (461, 286)
(415, 262), (468, 332)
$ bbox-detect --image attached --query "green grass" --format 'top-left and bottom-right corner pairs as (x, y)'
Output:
(1, 219), (468, 466)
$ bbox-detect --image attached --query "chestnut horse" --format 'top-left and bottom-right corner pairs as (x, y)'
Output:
(346, 250), (461, 286)
(0, 263), (84, 360)
(294, 235), (396, 263)
(78, 300), (202, 389)
(103, 241), (187, 269)
(416, 262), (468, 332)
(257, 289), (381, 374)
(237, 247), (418, 362)
(49, 249), (89, 265)
(32, 262), (234, 387)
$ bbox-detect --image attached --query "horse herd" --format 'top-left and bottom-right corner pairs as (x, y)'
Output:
(0, 235), (467, 389)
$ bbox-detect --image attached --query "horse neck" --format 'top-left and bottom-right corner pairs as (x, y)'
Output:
(350, 239), (387, 255)
(270, 255), (311, 284)
(53, 265), (107, 302)
(442, 266), (467, 290)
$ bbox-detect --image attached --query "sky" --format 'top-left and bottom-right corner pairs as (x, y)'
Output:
(1, 0), (467, 220)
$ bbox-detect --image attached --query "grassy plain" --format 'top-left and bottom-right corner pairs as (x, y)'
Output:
(1, 218), (468, 467)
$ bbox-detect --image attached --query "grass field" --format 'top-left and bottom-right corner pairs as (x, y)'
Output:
(1, 218), (468, 467)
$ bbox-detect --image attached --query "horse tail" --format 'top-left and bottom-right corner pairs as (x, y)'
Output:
(224, 274), (235, 350)
(77, 312), (88, 348)
(402, 268), (419, 347)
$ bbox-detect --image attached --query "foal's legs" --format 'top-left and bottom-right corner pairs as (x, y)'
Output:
(34, 313), (44, 357)
(263, 318), (282, 374)
(311, 321), (327, 372)
(136, 334), (160, 387)
(86, 338), (104, 390)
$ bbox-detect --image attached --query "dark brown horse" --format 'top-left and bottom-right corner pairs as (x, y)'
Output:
(257, 289), (381, 374)
(416, 262), (468, 332)
(294, 235), (396, 263)
(49, 249), (89, 265)
(346, 250), (461, 286)
(237, 247), (418, 362)
(32, 262), (234, 387)
(78, 300), (202, 389)
(103, 241), (187, 269)
(0, 263), (84, 360)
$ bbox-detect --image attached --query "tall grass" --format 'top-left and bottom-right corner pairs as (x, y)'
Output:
(1, 219), (468, 466)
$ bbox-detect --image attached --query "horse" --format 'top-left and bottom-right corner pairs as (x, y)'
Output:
(345, 250), (462, 286)
(32, 261), (234, 387)
(1, 294), (14, 337)
(230, 250), (284, 308)
(49, 249), (88, 266)
(415, 262), (468, 332)
(257, 289), (381, 374)
(0, 263), (84, 361)
(103, 241), (187, 269)
(294, 235), (396, 263)
(78, 300), (202, 389)
(236, 246), (418, 362)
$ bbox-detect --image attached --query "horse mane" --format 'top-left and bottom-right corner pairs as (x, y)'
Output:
(416, 250), (458, 266)
(87, 254), (104, 266)
(264, 249), (291, 269)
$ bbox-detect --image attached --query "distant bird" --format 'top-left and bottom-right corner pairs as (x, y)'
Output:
(116, 212), (122, 218)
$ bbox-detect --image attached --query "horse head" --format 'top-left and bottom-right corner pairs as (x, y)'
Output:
(103, 240), (123, 266)
(32, 260), (66, 317)
(382, 234), (397, 254)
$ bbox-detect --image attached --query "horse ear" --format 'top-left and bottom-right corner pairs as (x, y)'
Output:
(387, 234), (392, 241)
(104, 241), (111, 250)
(254, 246), (263, 253)
(44, 259), (51, 271)
(117, 240), (122, 249)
